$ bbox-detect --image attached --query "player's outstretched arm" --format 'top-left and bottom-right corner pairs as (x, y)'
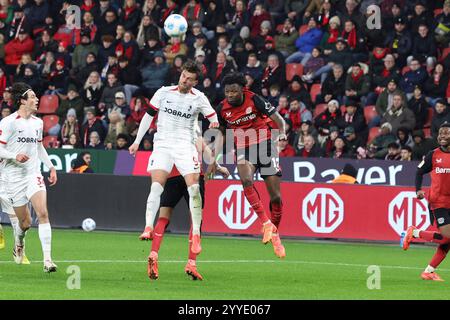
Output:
(38, 142), (57, 186)
(270, 112), (288, 141)
(129, 112), (154, 156)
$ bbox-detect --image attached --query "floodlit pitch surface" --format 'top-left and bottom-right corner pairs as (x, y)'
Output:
(1, 227), (449, 299)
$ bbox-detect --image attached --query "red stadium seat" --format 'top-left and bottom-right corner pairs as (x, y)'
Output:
(439, 47), (450, 62)
(38, 95), (59, 114)
(434, 8), (443, 16)
(423, 108), (434, 128)
(423, 127), (431, 138)
(299, 24), (308, 35)
(42, 135), (59, 148)
(43, 115), (60, 134)
(313, 103), (328, 118)
(310, 84), (321, 103)
(368, 127), (380, 144)
(401, 66), (411, 75)
(285, 63), (304, 81)
(340, 105), (346, 115)
(364, 105), (378, 125)
(276, 24), (284, 33)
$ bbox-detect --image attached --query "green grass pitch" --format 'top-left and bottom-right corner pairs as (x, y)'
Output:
(1, 226), (449, 300)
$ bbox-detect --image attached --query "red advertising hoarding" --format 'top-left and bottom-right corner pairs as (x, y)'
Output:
(203, 181), (436, 242)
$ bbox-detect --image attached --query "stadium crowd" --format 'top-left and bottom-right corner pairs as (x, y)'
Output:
(0, 0), (448, 161)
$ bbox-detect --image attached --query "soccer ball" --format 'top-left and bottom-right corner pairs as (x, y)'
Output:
(164, 14), (188, 37)
(82, 218), (96, 232)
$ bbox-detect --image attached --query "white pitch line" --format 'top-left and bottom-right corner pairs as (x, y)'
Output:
(0, 259), (448, 272)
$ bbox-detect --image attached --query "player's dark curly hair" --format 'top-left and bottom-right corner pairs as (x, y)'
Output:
(181, 60), (200, 80)
(11, 82), (32, 109)
(221, 72), (247, 88)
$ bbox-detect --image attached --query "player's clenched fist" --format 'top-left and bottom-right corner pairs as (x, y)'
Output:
(209, 122), (219, 129)
(129, 144), (139, 156)
(15, 154), (29, 163)
(416, 190), (425, 199)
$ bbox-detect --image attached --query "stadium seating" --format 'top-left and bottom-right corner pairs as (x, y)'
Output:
(367, 127), (380, 144)
(440, 47), (450, 62)
(38, 95), (59, 114)
(286, 63), (304, 81)
(310, 84), (321, 103)
(43, 115), (60, 135)
(276, 24), (284, 33)
(401, 66), (411, 75)
(313, 103), (327, 118)
(423, 108), (434, 128)
(299, 24), (308, 35)
(340, 105), (346, 115)
(423, 127), (431, 138)
(363, 105), (378, 125)
(42, 135), (59, 148)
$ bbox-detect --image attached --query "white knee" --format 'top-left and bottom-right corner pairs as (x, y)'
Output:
(148, 182), (164, 202)
(188, 184), (200, 198)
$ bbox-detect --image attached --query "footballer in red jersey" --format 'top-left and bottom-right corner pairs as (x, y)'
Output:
(212, 73), (287, 258)
(401, 122), (450, 281)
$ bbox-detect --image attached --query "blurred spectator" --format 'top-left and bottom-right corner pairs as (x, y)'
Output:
(285, 0), (309, 28)
(372, 54), (401, 94)
(140, 35), (163, 67)
(367, 122), (397, 159)
(118, 56), (141, 102)
(86, 131), (105, 149)
(167, 54), (185, 86)
(319, 15), (341, 55)
(410, 24), (436, 69)
(63, 133), (83, 149)
(317, 63), (345, 104)
(77, 51), (100, 85)
(70, 152), (94, 173)
(249, 3), (271, 38)
(267, 84), (280, 107)
(339, 99), (367, 140)
(97, 9), (119, 39)
(381, 92), (416, 134)
(0, 105), (11, 120)
(141, 50), (169, 97)
(107, 91), (130, 120)
(58, 85), (85, 125)
(164, 35), (188, 66)
(296, 134), (324, 157)
(282, 75), (312, 110)
(142, 0), (161, 27)
(115, 133), (130, 150)
(314, 99), (344, 144)
(105, 110), (128, 150)
(341, 19), (367, 63)
(279, 138), (296, 157)
(400, 58), (428, 99)
(209, 51), (235, 98)
(385, 16), (412, 68)
(81, 107), (106, 147)
(120, 0), (140, 35)
(286, 16), (323, 65)
(301, 47), (326, 83)
(293, 119), (319, 153)
(275, 18), (298, 58)
(322, 125), (340, 156)
(407, 85), (430, 129)
(181, 0), (204, 28)
(411, 129), (436, 160)
(338, 0), (364, 29)
(126, 96), (148, 134)
(136, 14), (160, 49)
(100, 54), (119, 80)
(331, 163), (358, 184)
(330, 136), (349, 159)
(81, 71), (103, 113)
(424, 64), (449, 107)
(100, 72), (123, 109)
(372, 79), (406, 128)
(345, 63), (371, 106)
(431, 100), (450, 139)
(434, 0), (450, 47)
(396, 127), (414, 149)
(400, 145), (413, 161)
(343, 126), (365, 158)
(1, 86), (13, 110)
(276, 94), (289, 117)
(72, 29), (99, 72)
(60, 108), (80, 146)
(242, 53), (263, 84)
(115, 31), (140, 66)
(204, 1), (226, 34)
(385, 142), (401, 160)
(32, 28), (57, 64)
(286, 97), (312, 131)
(4, 28), (34, 75)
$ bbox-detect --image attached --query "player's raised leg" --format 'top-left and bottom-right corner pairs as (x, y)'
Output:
(11, 204), (32, 265)
(8, 214), (30, 264)
(30, 190), (57, 272)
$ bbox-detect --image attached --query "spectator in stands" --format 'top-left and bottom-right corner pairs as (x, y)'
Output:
(286, 15), (323, 65)
(286, 97), (312, 131)
(55, 40), (71, 70)
(343, 126), (365, 158)
(70, 152), (94, 173)
(283, 75), (313, 110)
(72, 29), (99, 72)
(164, 35), (188, 66)
(315, 99), (344, 144)
(279, 137), (296, 157)
(7, 8), (29, 42)
(182, 0), (205, 28)
(434, 0), (450, 47)
(107, 91), (130, 121)
(385, 142), (401, 160)
(319, 15), (341, 56)
(276, 94), (289, 117)
(381, 92), (416, 134)
(411, 129), (436, 160)
(86, 131), (105, 149)
(45, 58), (69, 95)
(100, 53), (119, 81)
(81, 71), (103, 114)
(424, 63), (449, 107)
(275, 18), (298, 58)
(32, 28), (57, 64)
(120, 0), (140, 35)
(60, 108), (80, 146)
(0, 67), (9, 97)
(118, 56), (141, 103)
(338, 0), (364, 29)
(142, 0), (162, 27)
(372, 79), (406, 128)
(190, 33), (212, 66)
(407, 85), (430, 129)
(317, 63), (345, 104)
(1, 86), (13, 110)
(296, 134), (324, 157)
(126, 96), (147, 135)
(100, 72), (123, 109)
(320, 37), (353, 83)
(242, 53), (263, 84)
(304, 0), (326, 24)
(330, 136), (349, 159)
(331, 163), (358, 184)
(322, 125), (340, 156)
(81, 107), (106, 147)
(249, 3), (271, 37)
(400, 58), (428, 99)
(301, 47), (326, 83)
(115, 31), (140, 67)
(77, 51), (100, 85)
(20, 64), (42, 95)
(317, 0), (337, 29)
(396, 126), (414, 149)
(363, 5), (385, 50)
(345, 62), (371, 106)
(98, 9), (118, 39)
(140, 35), (162, 67)
(293, 119), (318, 153)
(372, 54), (401, 95)
(341, 19), (367, 63)
(400, 145), (413, 161)
(410, 24), (437, 70)
(105, 110), (128, 150)
(27, 0), (49, 32)
(284, 0), (308, 28)
(431, 100), (450, 139)
(0, 105), (11, 120)
(136, 15), (160, 49)
(409, 1), (434, 35)
(115, 133), (130, 150)
(4, 28), (34, 75)
(385, 16), (412, 68)
(58, 85), (85, 125)
(267, 84), (281, 107)
(367, 122), (397, 159)
(339, 99), (368, 140)
(141, 50), (169, 97)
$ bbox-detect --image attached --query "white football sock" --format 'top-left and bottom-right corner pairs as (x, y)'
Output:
(413, 229), (420, 238)
(188, 184), (202, 235)
(38, 223), (52, 261)
(9, 216), (20, 246)
(425, 265), (435, 273)
(16, 225), (27, 246)
(145, 182), (164, 228)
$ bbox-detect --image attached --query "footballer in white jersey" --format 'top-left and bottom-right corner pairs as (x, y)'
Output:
(129, 61), (219, 280)
(0, 82), (58, 273)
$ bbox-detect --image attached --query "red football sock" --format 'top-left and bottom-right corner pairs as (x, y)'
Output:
(188, 226), (197, 261)
(243, 185), (270, 224)
(430, 244), (450, 269)
(270, 201), (283, 229)
(151, 217), (169, 253)
(419, 231), (450, 244)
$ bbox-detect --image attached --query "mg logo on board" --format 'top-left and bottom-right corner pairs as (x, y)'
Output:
(218, 185), (257, 230)
(302, 188), (344, 233)
(388, 191), (430, 236)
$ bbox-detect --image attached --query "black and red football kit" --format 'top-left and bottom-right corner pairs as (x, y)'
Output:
(216, 90), (281, 178)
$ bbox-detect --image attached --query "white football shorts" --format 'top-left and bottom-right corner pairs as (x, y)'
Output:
(5, 174), (47, 207)
(147, 145), (200, 176)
